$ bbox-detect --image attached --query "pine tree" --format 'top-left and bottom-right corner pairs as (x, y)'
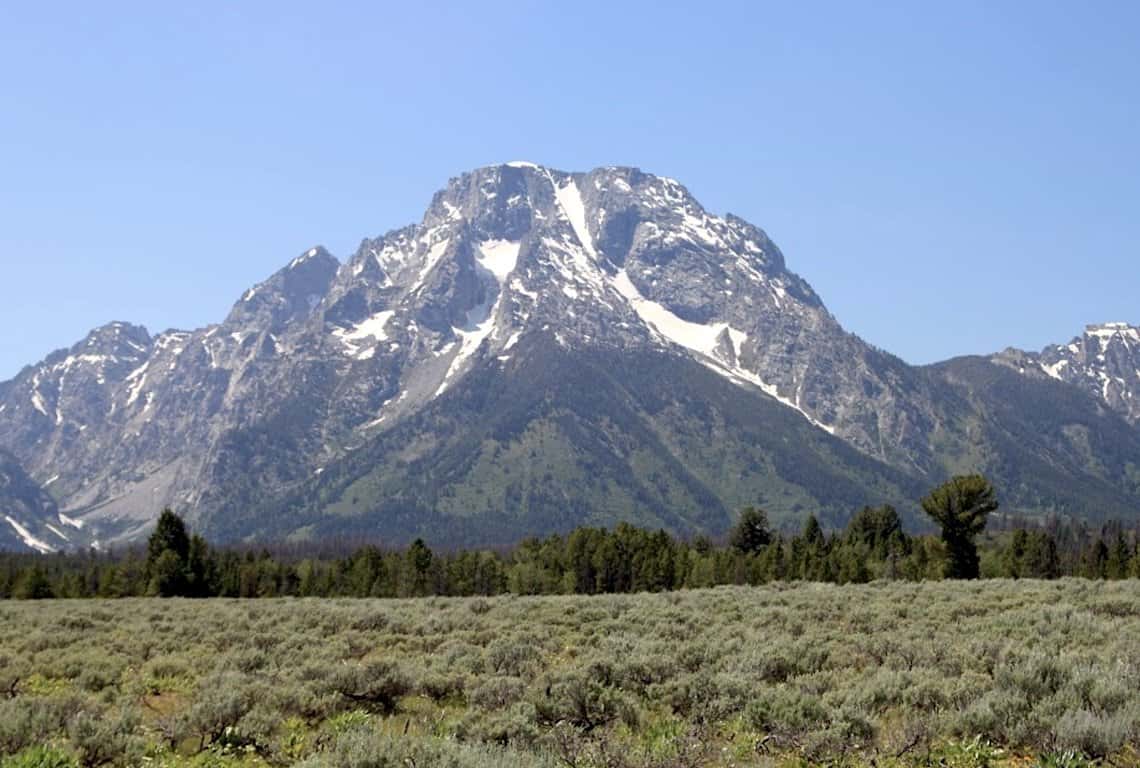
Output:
(729, 507), (772, 555)
(1003, 528), (1029, 578)
(1082, 538), (1109, 580)
(405, 539), (434, 596)
(1106, 533), (1132, 580)
(921, 475), (998, 579)
(1023, 531), (1061, 579)
(145, 510), (192, 596)
(147, 509), (190, 571)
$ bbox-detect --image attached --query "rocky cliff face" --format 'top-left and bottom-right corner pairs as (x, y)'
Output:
(995, 323), (1140, 425)
(1, 164), (1138, 549)
(0, 450), (79, 553)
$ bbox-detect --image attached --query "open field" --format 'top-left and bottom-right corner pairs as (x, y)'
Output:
(3, 580), (1140, 767)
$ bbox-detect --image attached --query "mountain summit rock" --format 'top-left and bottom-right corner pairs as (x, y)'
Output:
(995, 322), (1140, 425)
(2, 164), (1139, 550)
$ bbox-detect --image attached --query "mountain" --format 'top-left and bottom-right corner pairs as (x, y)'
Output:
(0, 449), (82, 553)
(1, 163), (1138, 549)
(993, 323), (1140, 425)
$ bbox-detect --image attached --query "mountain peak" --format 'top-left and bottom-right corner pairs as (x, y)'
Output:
(226, 246), (340, 331)
(995, 320), (1140, 424)
(76, 321), (152, 355)
(289, 245), (336, 270)
(1085, 322), (1139, 343)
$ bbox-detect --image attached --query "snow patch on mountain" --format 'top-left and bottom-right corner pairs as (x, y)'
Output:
(434, 240), (523, 396)
(613, 271), (738, 359)
(1041, 360), (1068, 380)
(4, 515), (55, 554)
(434, 299), (496, 397)
(30, 390), (48, 418)
(611, 270), (833, 433)
(59, 512), (85, 530)
(552, 177), (599, 261)
(289, 248), (320, 269)
(477, 239), (521, 282)
(413, 238), (451, 292)
(1088, 322), (1139, 343)
(333, 311), (396, 360)
(125, 362), (149, 406)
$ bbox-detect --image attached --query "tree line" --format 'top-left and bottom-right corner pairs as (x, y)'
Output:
(3, 475), (1140, 599)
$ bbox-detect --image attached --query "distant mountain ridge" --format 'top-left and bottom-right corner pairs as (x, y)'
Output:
(994, 322), (1140, 425)
(1, 163), (1138, 551)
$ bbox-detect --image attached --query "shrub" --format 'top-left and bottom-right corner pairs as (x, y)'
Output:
(295, 725), (557, 768)
(0, 695), (85, 756)
(328, 660), (410, 714)
(2, 580), (1140, 766)
(1053, 708), (1133, 758)
(183, 672), (256, 747)
(485, 638), (542, 677)
(468, 676), (527, 712)
(532, 667), (640, 731)
(66, 706), (142, 768)
(416, 670), (467, 703)
(745, 686), (828, 734)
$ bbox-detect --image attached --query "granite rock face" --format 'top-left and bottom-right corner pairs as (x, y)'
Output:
(0, 449), (76, 553)
(994, 323), (1140, 425)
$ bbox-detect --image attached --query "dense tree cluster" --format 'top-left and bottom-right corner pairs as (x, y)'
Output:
(3, 482), (1140, 599)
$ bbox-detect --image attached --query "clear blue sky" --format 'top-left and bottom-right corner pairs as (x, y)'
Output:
(2, 2), (1137, 380)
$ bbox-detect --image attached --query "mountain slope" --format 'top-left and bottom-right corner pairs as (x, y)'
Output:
(1, 163), (1138, 547)
(927, 356), (1140, 521)
(202, 340), (926, 546)
(0, 450), (85, 553)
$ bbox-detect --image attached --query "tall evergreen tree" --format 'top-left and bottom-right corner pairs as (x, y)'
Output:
(147, 510), (190, 571)
(729, 507), (772, 555)
(1022, 531), (1060, 578)
(846, 505), (905, 557)
(1107, 533), (1133, 580)
(921, 475), (998, 579)
(145, 510), (193, 596)
(1003, 528), (1029, 578)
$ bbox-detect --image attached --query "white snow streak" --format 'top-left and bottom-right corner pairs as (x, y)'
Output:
(612, 271), (735, 358)
(1041, 360), (1069, 380)
(612, 270), (833, 434)
(413, 238), (451, 292)
(288, 248), (320, 269)
(333, 311), (396, 359)
(59, 512), (85, 530)
(125, 362), (150, 406)
(4, 516), (55, 554)
(434, 240), (523, 396)
(553, 179), (598, 260)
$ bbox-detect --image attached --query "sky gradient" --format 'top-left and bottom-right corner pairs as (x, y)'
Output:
(2, 1), (1137, 380)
